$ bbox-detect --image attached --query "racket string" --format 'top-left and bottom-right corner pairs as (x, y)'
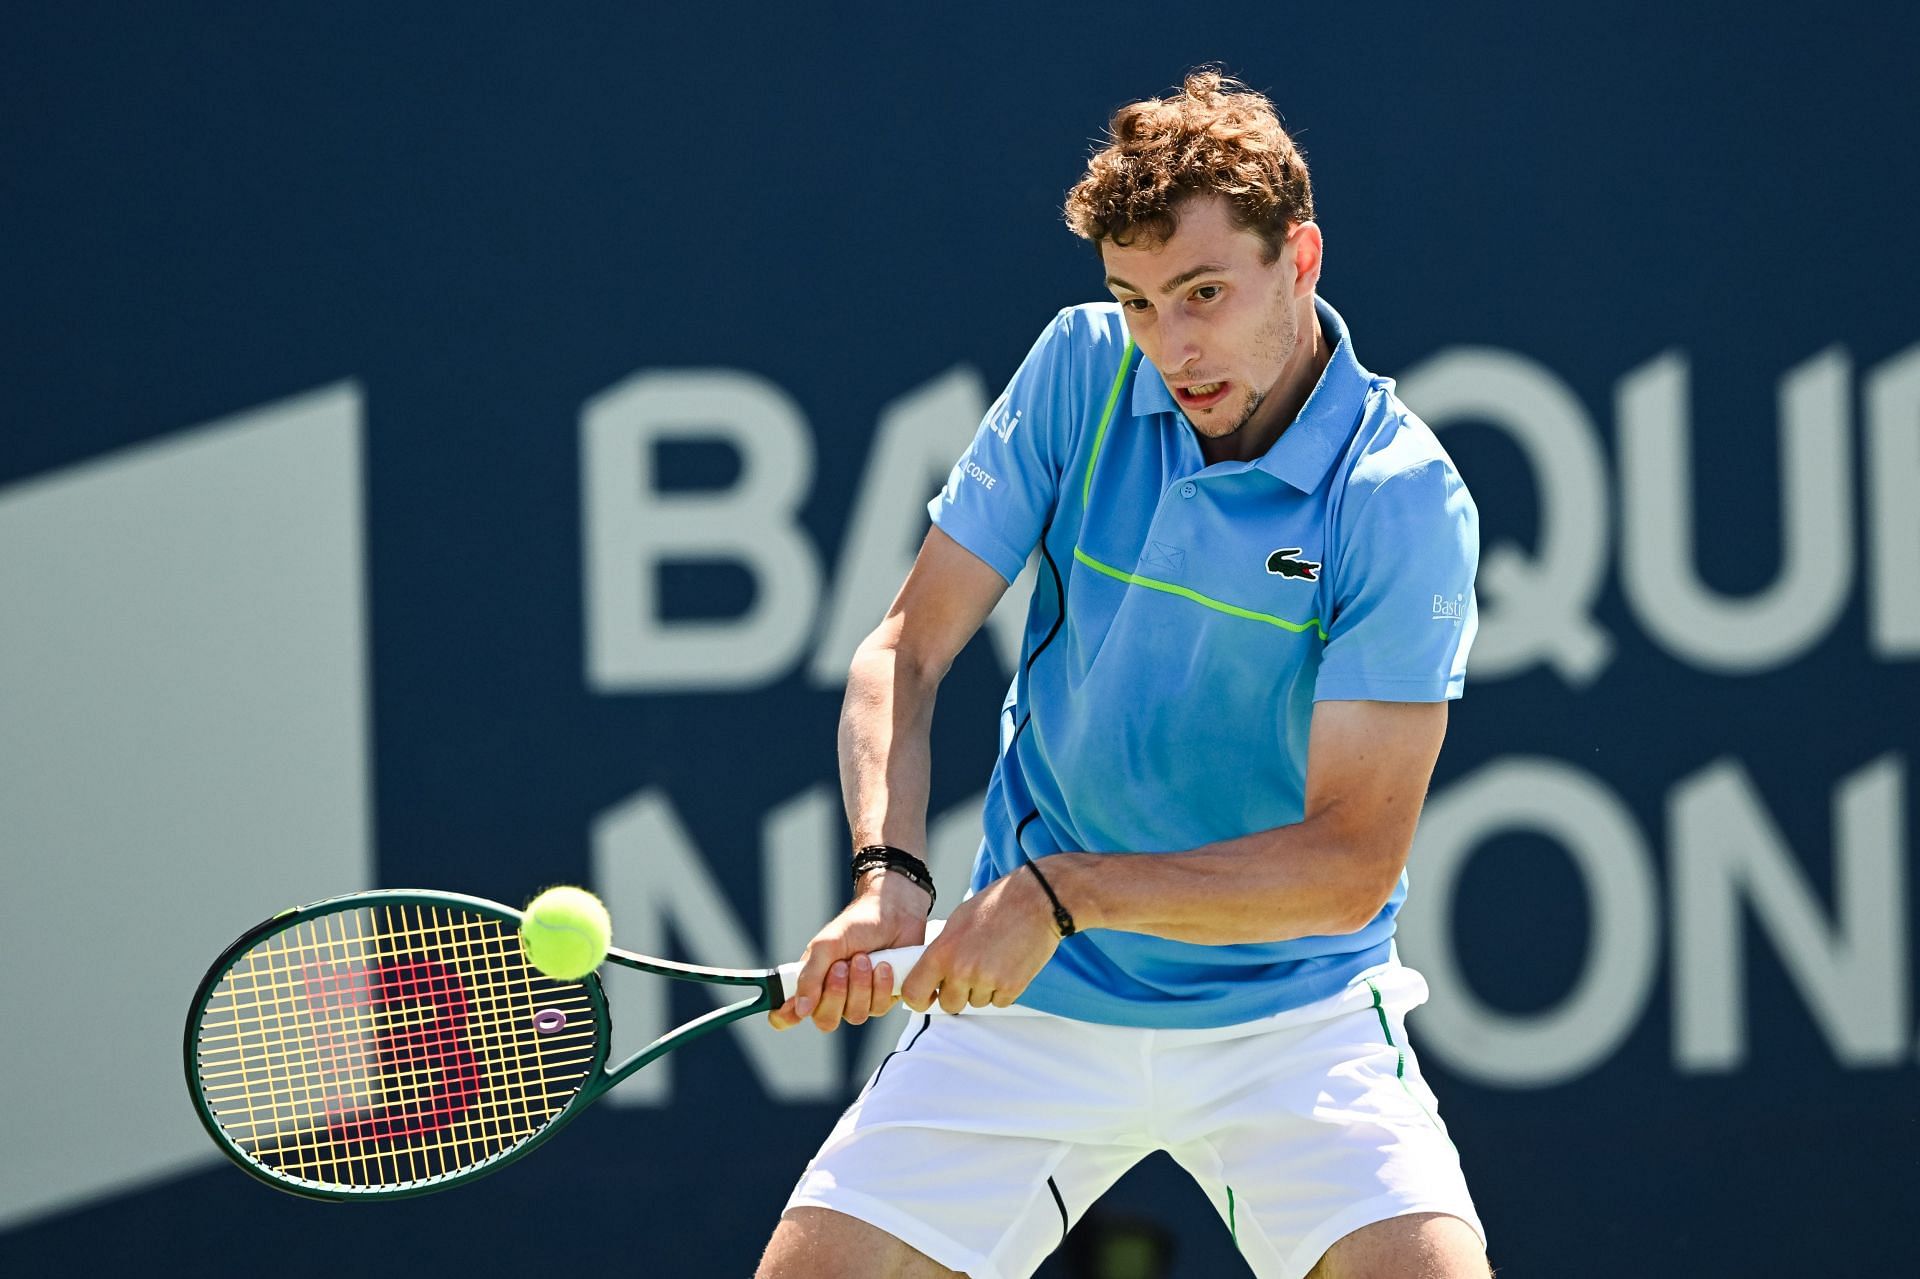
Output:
(194, 902), (599, 1190)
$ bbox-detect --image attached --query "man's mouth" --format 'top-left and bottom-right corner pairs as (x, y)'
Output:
(1174, 381), (1231, 409)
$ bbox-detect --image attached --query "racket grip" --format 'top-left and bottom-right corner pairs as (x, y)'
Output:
(774, 920), (943, 1002)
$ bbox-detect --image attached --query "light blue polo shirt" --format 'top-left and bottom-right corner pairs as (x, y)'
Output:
(929, 296), (1479, 1028)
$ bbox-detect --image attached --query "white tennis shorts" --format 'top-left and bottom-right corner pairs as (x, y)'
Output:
(785, 961), (1482, 1279)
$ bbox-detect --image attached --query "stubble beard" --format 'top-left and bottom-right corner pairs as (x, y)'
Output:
(1213, 386), (1267, 438)
(1193, 298), (1297, 441)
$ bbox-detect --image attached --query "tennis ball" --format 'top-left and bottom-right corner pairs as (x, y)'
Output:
(520, 885), (612, 981)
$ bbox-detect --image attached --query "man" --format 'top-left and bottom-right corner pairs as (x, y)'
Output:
(759, 71), (1487, 1279)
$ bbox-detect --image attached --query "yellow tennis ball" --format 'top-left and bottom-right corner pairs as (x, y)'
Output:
(520, 886), (612, 981)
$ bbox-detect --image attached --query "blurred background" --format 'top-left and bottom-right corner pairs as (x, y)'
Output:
(4, 3), (1915, 1275)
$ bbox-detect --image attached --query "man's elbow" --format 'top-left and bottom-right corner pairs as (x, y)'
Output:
(1328, 838), (1410, 934)
(849, 626), (949, 693)
(1327, 899), (1391, 936)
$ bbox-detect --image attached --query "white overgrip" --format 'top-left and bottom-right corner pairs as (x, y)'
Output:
(774, 919), (945, 1003)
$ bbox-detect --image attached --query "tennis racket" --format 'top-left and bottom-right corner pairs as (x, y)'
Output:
(183, 888), (934, 1200)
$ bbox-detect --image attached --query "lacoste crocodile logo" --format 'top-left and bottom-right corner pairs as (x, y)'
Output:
(1266, 548), (1320, 581)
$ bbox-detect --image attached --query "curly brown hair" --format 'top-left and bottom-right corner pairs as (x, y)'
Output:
(1064, 70), (1314, 262)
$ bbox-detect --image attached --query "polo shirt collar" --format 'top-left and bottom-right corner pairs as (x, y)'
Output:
(1130, 295), (1372, 493)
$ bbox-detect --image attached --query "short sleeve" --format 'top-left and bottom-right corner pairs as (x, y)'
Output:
(1315, 459), (1480, 702)
(928, 309), (1087, 583)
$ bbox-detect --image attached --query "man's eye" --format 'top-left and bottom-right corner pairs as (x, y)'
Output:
(1193, 285), (1222, 301)
(1121, 298), (1151, 312)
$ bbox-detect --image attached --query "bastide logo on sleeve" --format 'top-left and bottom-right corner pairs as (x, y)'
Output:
(1265, 548), (1320, 582)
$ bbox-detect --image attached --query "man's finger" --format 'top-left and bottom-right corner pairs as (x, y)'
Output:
(901, 953), (942, 1013)
(871, 961), (897, 1018)
(968, 986), (994, 1009)
(811, 960), (850, 1031)
(791, 940), (841, 1016)
(843, 953), (875, 1025)
(938, 978), (970, 1015)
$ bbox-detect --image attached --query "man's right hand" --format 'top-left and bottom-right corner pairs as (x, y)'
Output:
(768, 873), (932, 1032)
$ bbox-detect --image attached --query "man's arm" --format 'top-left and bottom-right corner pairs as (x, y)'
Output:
(836, 530), (1008, 870)
(1053, 699), (1447, 941)
(896, 699), (1448, 1013)
(768, 526), (1010, 1032)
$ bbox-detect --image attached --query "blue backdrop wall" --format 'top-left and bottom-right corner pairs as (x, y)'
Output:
(4, 4), (1916, 1275)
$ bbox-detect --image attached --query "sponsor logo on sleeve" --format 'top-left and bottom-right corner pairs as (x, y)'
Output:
(960, 458), (998, 491)
(1432, 592), (1466, 621)
(989, 405), (1021, 444)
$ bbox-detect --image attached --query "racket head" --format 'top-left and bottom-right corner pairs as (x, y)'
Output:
(184, 890), (609, 1200)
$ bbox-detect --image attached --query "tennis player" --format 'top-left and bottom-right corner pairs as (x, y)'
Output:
(761, 71), (1487, 1279)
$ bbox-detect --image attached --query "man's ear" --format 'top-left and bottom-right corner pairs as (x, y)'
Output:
(1289, 222), (1324, 297)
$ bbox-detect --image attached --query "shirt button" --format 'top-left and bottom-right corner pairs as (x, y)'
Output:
(1180, 482), (1197, 498)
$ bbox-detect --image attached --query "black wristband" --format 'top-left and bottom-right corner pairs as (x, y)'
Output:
(850, 845), (936, 913)
(1023, 858), (1076, 938)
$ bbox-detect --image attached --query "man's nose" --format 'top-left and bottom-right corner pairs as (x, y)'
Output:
(1158, 312), (1202, 371)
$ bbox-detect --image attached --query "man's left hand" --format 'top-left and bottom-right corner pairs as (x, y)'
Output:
(900, 861), (1065, 1014)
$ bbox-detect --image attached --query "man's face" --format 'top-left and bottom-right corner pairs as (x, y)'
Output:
(1100, 194), (1314, 452)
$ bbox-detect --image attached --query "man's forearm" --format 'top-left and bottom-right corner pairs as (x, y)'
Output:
(838, 636), (942, 858)
(1038, 817), (1407, 945)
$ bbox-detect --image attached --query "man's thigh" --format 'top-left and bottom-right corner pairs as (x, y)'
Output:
(1306, 1212), (1489, 1279)
(1160, 968), (1485, 1277)
(780, 1011), (1150, 1276)
(757, 1206), (963, 1279)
